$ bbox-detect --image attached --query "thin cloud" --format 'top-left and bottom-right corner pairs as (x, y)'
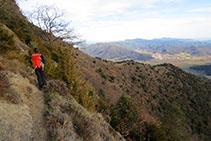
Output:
(17, 0), (211, 41)
(190, 7), (211, 13)
(79, 16), (211, 41)
(18, 0), (180, 21)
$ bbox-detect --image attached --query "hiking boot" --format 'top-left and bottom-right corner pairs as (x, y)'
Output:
(39, 86), (43, 90)
(42, 85), (48, 92)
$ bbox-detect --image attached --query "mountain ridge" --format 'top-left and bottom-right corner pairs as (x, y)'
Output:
(82, 43), (153, 61)
(83, 38), (211, 58)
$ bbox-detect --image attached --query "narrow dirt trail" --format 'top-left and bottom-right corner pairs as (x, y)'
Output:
(0, 70), (49, 140)
(28, 89), (48, 141)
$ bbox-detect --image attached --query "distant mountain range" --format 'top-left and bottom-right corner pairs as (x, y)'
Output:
(81, 43), (153, 61)
(81, 38), (211, 60)
(114, 38), (211, 55)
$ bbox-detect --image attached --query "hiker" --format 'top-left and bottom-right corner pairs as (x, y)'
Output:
(31, 48), (46, 90)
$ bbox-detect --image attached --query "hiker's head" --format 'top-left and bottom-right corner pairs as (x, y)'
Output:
(34, 48), (39, 53)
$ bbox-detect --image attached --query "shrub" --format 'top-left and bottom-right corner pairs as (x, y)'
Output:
(0, 25), (15, 53)
(0, 67), (5, 94)
(131, 76), (136, 82)
(95, 57), (102, 60)
(109, 76), (115, 83)
(160, 102), (188, 141)
(144, 124), (170, 141)
(96, 68), (107, 79)
(110, 94), (141, 140)
(98, 88), (104, 98)
(96, 97), (110, 114)
(2, 90), (22, 104)
(47, 80), (69, 96)
(44, 92), (82, 141)
(0, 63), (3, 71)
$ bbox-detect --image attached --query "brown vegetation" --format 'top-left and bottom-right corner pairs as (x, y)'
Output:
(45, 91), (125, 141)
(0, 64), (5, 94)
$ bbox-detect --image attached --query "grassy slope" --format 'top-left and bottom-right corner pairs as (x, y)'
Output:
(0, 57), (125, 141)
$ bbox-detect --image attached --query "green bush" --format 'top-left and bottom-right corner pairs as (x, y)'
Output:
(144, 124), (170, 141)
(160, 102), (188, 141)
(96, 68), (107, 79)
(0, 25), (15, 53)
(110, 94), (141, 140)
(109, 76), (115, 82)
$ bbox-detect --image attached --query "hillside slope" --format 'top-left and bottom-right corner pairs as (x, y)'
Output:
(0, 59), (48, 140)
(74, 44), (211, 140)
(1, 0), (211, 140)
(0, 59), (125, 140)
(0, 1), (125, 139)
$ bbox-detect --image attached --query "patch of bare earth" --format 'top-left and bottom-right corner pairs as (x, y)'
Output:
(0, 70), (48, 140)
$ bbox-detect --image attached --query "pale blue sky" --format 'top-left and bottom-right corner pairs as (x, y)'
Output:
(17, 0), (211, 42)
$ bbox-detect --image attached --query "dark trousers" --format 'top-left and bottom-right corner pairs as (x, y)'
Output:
(35, 68), (46, 89)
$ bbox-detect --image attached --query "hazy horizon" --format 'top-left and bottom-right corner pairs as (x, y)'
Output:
(85, 37), (211, 44)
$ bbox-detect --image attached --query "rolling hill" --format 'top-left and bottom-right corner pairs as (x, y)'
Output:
(114, 38), (211, 56)
(83, 38), (211, 79)
(83, 38), (211, 59)
(81, 43), (153, 61)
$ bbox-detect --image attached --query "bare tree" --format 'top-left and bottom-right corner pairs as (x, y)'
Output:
(26, 5), (83, 44)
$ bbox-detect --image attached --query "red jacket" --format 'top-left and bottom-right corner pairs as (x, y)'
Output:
(31, 54), (42, 68)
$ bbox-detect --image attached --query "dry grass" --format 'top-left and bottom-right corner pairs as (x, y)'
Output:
(0, 63), (4, 94)
(45, 92), (82, 140)
(46, 80), (69, 96)
(0, 101), (33, 140)
(45, 92), (125, 141)
(0, 56), (37, 85)
(0, 69), (22, 104)
(0, 67), (48, 140)
(0, 58), (36, 104)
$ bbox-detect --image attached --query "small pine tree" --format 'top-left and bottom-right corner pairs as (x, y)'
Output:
(59, 48), (97, 111)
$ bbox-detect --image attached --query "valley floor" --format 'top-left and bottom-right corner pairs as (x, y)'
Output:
(139, 56), (211, 79)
